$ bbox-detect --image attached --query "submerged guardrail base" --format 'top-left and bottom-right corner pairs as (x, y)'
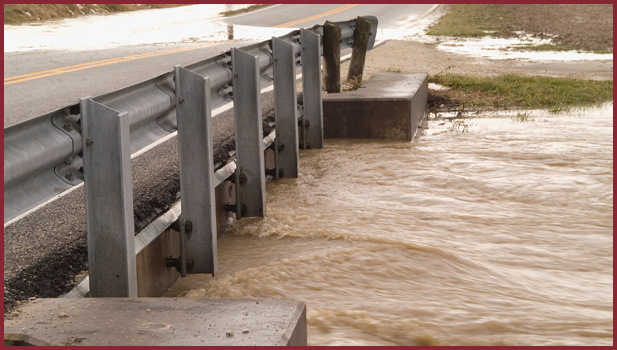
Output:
(134, 180), (231, 297)
(4, 298), (307, 346)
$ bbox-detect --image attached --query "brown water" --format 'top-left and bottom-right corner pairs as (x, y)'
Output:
(165, 104), (613, 346)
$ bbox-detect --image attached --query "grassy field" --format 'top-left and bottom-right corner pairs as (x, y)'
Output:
(429, 74), (613, 113)
(427, 4), (613, 53)
(4, 4), (185, 25)
(428, 5), (516, 38)
(219, 4), (273, 17)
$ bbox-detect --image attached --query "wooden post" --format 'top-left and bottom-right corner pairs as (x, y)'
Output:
(322, 21), (341, 93)
(227, 24), (234, 40)
(347, 16), (372, 82)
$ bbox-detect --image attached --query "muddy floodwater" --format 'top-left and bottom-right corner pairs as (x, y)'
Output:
(165, 103), (613, 346)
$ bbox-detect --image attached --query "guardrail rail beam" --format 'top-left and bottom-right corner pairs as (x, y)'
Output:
(4, 18), (379, 224)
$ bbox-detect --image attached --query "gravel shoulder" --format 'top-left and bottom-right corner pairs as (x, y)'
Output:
(344, 40), (613, 82)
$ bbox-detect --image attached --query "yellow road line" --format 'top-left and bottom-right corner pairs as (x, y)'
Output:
(6, 5), (358, 86)
(4, 42), (220, 86)
(274, 4), (357, 28)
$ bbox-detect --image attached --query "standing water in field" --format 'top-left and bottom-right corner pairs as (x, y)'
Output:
(166, 103), (613, 346)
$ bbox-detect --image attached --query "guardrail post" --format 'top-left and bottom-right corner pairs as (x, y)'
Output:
(174, 66), (218, 276)
(272, 37), (300, 179)
(300, 29), (324, 150)
(231, 48), (267, 219)
(323, 21), (341, 93)
(347, 16), (372, 82)
(80, 97), (137, 297)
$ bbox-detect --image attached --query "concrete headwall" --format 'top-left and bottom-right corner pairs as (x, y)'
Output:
(323, 72), (428, 141)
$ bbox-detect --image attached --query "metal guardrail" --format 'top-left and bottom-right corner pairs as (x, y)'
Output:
(78, 19), (378, 296)
(3, 17), (378, 224)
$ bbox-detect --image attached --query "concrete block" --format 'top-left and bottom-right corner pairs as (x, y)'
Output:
(4, 297), (306, 346)
(323, 72), (428, 141)
(136, 229), (180, 297)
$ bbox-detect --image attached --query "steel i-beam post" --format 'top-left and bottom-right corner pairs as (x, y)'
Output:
(272, 37), (300, 179)
(300, 29), (324, 150)
(231, 48), (267, 219)
(80, 97), (137, 297)
(174, 66), (218, 276)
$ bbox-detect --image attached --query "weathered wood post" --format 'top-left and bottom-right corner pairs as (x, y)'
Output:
(227, 24), (234, 40)
(323, 21), (341, 93)
(347, 16), (372, 82)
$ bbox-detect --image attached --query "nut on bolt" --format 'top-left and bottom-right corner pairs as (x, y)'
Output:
(238, 173), (248, 185)
(85, 137), (94, 146)
(184, 220), (193, 233)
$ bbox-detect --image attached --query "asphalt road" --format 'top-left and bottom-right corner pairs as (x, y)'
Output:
(225, 4), (436, 29)
(4, 4), (436, 128)
(3, 42), (247, 128)
(4, 4), (437, 314)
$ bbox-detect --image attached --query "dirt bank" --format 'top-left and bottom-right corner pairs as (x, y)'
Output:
(3, 4), (185, 25)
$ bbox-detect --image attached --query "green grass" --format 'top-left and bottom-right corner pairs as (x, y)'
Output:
(508, 43), (579, 52)
(220, 4), (273, 17)
(430, 73), (613, 111)
(427, 4), (516, 38)
(512, 111), (535, 122)
(509, 44), (613, 54)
